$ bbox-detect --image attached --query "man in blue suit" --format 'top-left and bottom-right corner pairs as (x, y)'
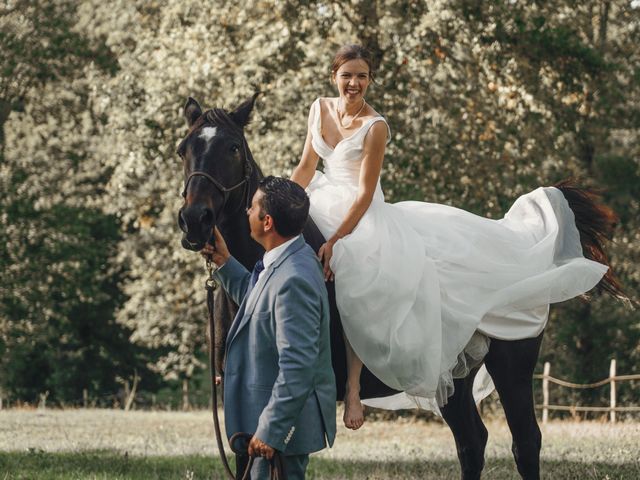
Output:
(202, 176), (336, 479)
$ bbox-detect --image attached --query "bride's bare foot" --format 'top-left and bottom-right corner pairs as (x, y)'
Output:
(343, 388), (365, 430)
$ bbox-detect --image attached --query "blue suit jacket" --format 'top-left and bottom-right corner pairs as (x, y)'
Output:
(215, 235), (336, 455)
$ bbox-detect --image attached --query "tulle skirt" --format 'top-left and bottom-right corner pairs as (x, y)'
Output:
(307, 172), (608, 410)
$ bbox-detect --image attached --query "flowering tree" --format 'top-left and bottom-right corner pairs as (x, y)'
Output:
(0, 0), (155, 404)
(2, 0), (638, 406)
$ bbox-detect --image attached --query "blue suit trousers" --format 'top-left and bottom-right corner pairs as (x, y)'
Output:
(250, 454), (309, 480)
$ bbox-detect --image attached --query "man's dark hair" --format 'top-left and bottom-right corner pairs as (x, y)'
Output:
(257, 176), (310, 237)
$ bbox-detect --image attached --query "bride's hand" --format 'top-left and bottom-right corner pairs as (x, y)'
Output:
(318, 241), (335, 282)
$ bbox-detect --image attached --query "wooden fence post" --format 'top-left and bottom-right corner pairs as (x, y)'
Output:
(83, 389), (88, 409)
(182, 378), (190, 411)
(124, 371), (139, 412)
(610, 359), (616, 424)
(542, 362), (550, 424)
(38, 391), (49, 411)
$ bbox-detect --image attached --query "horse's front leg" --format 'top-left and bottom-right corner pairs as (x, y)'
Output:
(441, 367), (488, 480)
(485, 332), (544, 480)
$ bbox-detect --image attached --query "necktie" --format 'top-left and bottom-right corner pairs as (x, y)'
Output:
(249, 259), (265, 289)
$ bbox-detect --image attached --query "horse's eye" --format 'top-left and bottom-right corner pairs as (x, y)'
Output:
(230, 144), (240, 153)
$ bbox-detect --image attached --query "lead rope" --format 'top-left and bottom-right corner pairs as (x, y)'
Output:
(205, 257), (287, 480)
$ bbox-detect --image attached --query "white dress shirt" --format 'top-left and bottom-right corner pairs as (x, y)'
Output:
(258, 234), (301, 282)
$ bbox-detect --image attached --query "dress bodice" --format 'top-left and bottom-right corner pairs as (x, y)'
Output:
(310, 98), (390, 192)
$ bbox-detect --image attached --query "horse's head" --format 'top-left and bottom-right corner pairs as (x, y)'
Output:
(177, 94), (260, 251)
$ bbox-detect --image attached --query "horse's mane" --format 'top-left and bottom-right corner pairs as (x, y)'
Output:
(205, 108), (243, 135)
(178, 108), (255, 163)
(183, 108), (243, 141)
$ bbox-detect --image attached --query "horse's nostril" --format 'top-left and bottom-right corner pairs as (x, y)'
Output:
(200, 207), (214, 226)
(178, 209), (188, 233)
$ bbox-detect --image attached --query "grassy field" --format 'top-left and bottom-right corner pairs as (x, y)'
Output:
(1, 408), (639, 479)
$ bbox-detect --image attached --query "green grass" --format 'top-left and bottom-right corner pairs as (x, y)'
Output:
(0, 450), (217, 479)
(1, 409), (639, 479)
(1, 450), (640, 479)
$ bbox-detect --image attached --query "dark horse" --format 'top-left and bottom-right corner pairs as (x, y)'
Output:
(177, 94), (624, 480)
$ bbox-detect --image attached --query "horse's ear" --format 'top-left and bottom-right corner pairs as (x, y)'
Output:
(229, 92), (261, 129)
(184, 97), (203, 127)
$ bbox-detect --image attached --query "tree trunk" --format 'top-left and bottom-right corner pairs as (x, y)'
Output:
(598, 2), (610, 52)
(335, 2), (384, 71)
(0, 99), (12, 154)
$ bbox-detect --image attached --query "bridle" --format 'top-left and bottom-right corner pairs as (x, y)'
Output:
(179, 108), (254, 211)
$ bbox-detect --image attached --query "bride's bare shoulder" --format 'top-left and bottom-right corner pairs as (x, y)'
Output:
(364, 103), (382, 120)
(351, 100), (381, 123)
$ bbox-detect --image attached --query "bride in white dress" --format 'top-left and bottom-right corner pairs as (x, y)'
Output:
(290, 45), (609, 430)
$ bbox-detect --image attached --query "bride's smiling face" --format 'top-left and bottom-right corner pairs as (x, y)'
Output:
(333, 59), (371, 104)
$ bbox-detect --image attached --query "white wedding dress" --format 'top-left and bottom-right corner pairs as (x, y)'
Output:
(305, 98), (609, 411)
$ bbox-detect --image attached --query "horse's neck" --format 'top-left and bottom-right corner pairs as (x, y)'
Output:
(219, 183), (263, 270)
(219, 217), (262, 270)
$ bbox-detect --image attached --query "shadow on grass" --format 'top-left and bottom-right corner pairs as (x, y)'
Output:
(0, 450), (639, 479)
(310, 457), (640, 479)
(0, 450), (220, 480)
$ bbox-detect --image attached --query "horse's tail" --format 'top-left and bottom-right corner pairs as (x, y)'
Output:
(554, 179), (628, 303)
